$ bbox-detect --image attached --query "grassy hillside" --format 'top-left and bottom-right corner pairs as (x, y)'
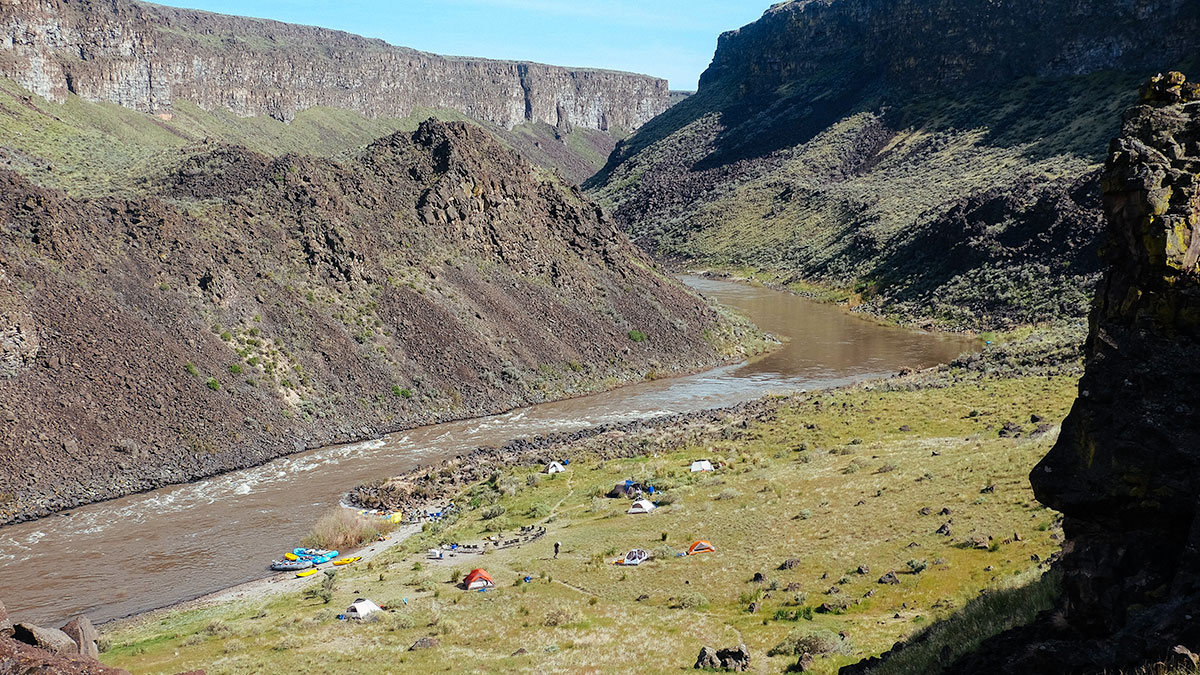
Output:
(0, 77), (613, 197)
(588, 70), (1141, 330)
(100, 361), (1077, 674)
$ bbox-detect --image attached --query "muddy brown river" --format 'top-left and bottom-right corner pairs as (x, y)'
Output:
(0, 277), (976, 626)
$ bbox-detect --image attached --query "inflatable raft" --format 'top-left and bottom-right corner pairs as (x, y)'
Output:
(292, 548), (339, 564)
(271, 559), (313, 572)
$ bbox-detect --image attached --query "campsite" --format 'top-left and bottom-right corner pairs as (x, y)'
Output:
(99, 375), (1073, 673)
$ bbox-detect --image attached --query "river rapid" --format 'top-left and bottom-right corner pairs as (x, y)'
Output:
(0, 276), (976, 626)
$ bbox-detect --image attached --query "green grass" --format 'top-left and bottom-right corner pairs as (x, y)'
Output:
(0, 77), (471, 198)
(101, 373), (1077, 674)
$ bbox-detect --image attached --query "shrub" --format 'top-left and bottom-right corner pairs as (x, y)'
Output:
(206, 377), (220, 391)
(303, 570), (337, 604)
(181, 633), (205, 646)
(273, 635), (303, 651)
(768, 628), (852, 657)
(184, 363), (199, 376)
(907, 559), (929, 574)
(672, 592), (709, 610)
(223, 639), (244, 653)
(627, 329), (647, 342)
(392, 386), (413, 399)
(543, 609), (578, 627)
(388, 613), (415, 631)
(481, 505), (506, 520)
(229, 364), (243, 375)
(302, 508), (395, 550)
(527, 502), (551, 519)
(715, 488), (742, 501)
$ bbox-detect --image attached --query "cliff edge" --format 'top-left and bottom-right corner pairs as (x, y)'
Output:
(0, 0), (668, 132)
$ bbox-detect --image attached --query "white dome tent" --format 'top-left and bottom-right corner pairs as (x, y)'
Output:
(627, 499), (657, 514)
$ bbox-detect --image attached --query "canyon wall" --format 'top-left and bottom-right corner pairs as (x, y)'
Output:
(589, 0), (1200, 330)
(0, 0), (669, 131)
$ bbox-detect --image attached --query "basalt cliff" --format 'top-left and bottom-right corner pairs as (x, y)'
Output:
(0, 0), (670, 185)
(0, 0), (667, 132)
(0, 119), (756, 525)
(588, 0), (1200, 330)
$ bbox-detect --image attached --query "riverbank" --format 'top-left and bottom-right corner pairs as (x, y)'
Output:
(0, 275), (975, 629)
(98, 522), (424, 636)
(98, 357), (1079, 674)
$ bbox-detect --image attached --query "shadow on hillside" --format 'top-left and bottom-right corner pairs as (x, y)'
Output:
(838, 569), (1062, 675)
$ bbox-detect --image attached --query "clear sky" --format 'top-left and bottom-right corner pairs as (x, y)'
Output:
(149, 0), (772, 90)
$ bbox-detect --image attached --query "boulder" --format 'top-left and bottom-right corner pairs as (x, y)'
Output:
(716, 644), (752, 672)
(696, 644), (751, 672)
(13, 623), (79, 656)
(878, 571), (900, 585)
(797, 652), (816, 671)
(695, 645), (721, 669)
(0, 599), (11, 638)
(60, 615), (100, 659)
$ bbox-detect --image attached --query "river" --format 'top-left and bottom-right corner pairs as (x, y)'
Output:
(0, 276), (976, 626)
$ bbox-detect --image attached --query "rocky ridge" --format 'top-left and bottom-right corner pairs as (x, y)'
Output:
(0, 119), (754, 525)
(588, 0), (1200, 329)
(0, 0), (668, 132)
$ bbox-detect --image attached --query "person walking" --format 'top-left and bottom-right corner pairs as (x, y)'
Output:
(554, 541), (561, 559)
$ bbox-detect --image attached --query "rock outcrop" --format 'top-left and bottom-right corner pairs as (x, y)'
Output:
(588, 0), (1200, 330)
(58, 616), (99, 660)
(0, 120), (752, 524)
(11, 624), (77, 657)
(940, 74), (1200, 673)
(0, 634), (128, 674)
(0, 0), (668, 131)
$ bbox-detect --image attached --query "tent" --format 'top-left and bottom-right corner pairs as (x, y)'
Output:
(607, 481), (644, 499)
(616, 548), (650, 566)
(463, 568), (494, 590)
(346, 598), (382, 619)
(627, 499), (656, 514)
(427, 548), (444, 560)
(690, 460), (715, 473)
(546, 461), (566, 475)
(688, 540), (716, 555)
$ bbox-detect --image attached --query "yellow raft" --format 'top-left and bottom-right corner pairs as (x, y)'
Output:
(296, 568), (319, 578)
(284, 552), (299, 561)
(332, 556), (362, 566)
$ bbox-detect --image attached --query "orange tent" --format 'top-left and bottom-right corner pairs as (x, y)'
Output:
(688, 540), (716, 555)
(464, 568), (494, 590)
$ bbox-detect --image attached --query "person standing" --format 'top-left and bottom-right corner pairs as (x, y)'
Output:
(554, 541), (561, 559)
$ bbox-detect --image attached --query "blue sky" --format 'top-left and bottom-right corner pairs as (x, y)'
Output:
(150, 0), (771, 90)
